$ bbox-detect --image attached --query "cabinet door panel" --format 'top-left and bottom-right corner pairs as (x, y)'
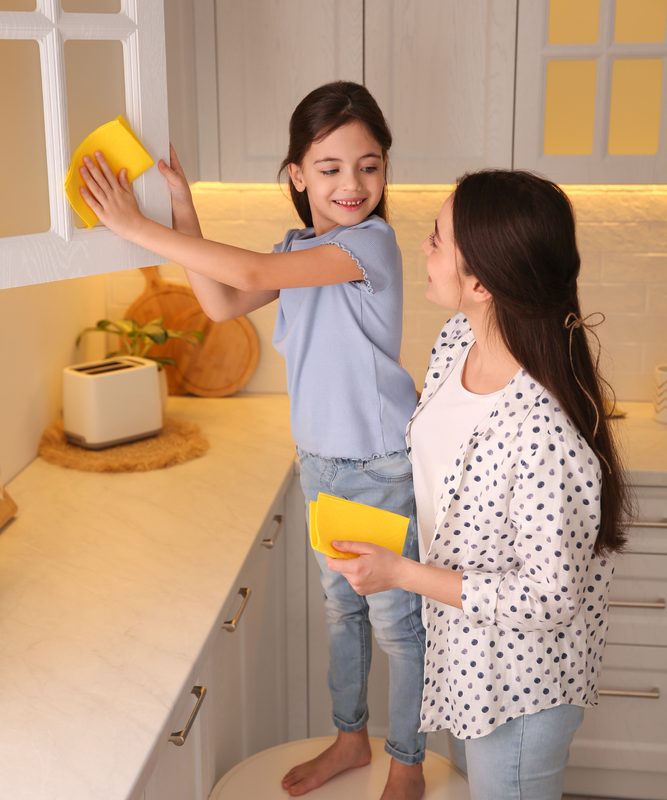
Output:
(209, 0), (363, 181)
(0, 2), (170, 288)
(365, 0), (516, 182)
(607, 553), (667, 646)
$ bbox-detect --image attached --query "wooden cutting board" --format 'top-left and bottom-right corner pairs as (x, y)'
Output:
(124, 266), (200, 394)
(170, 305), (260, 397)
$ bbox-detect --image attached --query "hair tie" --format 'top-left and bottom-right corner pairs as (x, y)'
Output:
(564, 311), (612, 473)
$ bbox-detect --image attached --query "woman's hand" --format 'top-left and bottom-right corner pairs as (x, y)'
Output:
(79, 152), (144, 240)
(326, 541), (405, 595)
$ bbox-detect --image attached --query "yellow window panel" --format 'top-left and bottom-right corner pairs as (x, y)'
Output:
(614, 0), (667, 44)
(61, 0), (120, 11)
(0, 0), (36, 8)
(544, 59), (598, 154)
(0, 40), (50, 237)
(548, 0), (601, 44)
(608, 59), (663, 154)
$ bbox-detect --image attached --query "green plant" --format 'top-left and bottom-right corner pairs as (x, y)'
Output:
(76, 318), (204, 366)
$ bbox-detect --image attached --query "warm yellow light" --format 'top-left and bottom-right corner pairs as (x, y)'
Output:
(608, 59), (663, 154)
(544, 60), (598, 155)
(548, 0), (600, 44)
(614, 0), (667, 43)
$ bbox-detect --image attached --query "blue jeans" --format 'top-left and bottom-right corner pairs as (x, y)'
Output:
(298, 448), (426, 765)
(448, 704), (584, 799)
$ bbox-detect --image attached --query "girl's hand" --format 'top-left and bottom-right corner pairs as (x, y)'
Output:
(326, 541), (405, 595)
(79, 152), (144, 240)
(158, 144), (193, 207)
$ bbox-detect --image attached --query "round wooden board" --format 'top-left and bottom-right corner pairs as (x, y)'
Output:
(170, 306), (260, 397)
(124, 266), (201, 394)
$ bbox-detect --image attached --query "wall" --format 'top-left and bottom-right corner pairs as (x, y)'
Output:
(106, 183), (667, 404)
(0, 275), (107, 482)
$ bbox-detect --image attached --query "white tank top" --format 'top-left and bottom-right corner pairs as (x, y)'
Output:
(411, 345), (504, 560)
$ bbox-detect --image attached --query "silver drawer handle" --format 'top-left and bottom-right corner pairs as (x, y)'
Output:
(599, 688), (660, 700)
(627, 520), (667, 529)
(222, 587), (252, 632)
(169, 685), (207, 746)
(261, 514), (283, 549)
(609, 599), (666, 609)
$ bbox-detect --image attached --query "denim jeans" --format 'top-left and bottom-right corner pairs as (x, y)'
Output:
(298, 447), (427, 765)
(448, 704), (584, 799)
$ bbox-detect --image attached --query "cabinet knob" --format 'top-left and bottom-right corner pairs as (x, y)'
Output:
(261, 514), (283, 549)
(222, 586), (252, 632)
(168, 685), (207, 746)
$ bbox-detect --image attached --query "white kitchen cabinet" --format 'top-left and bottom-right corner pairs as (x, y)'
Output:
(184, 0), (514, 183)
(365, 0), (516, 183)
(137, 488), (293, 800)
(514, 0), (667, 183)
(0, 0), (170, 289)
(564, 484), (667, 800)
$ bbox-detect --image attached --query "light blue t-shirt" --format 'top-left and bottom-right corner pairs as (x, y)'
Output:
(272, 215), (417, 459)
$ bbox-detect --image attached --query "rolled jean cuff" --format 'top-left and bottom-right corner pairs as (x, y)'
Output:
(333, 708), (369, 733)
(384, 737), (426, 766)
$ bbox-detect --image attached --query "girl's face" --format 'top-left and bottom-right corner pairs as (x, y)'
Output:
(422, 194), (480, 311)
(288, 121), (385, 236)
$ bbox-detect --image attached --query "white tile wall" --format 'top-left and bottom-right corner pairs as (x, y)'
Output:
(105, 183), (667, 402)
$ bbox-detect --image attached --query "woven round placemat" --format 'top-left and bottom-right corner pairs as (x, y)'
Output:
(39, 416), (209, 472)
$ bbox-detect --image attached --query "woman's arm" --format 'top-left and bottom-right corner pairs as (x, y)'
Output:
(79, 152), (363, 299)
(327, 540), (463, 608)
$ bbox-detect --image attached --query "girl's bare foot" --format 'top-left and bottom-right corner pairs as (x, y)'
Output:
(281, 729), (372, 796)
(380, 758), (425, 800)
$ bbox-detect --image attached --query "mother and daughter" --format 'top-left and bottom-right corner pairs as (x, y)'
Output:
(80, 81), (627, 800)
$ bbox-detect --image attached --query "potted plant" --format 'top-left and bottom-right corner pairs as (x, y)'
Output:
(76, 318), (204, 401)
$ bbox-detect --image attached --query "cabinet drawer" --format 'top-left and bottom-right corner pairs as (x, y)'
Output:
(625, 485), (667, 555)
(568, 643), (667, 775)
(608, 553), (667, 646)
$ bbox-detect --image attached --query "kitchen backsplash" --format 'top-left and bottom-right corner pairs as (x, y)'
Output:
(105, 183), (667, 402)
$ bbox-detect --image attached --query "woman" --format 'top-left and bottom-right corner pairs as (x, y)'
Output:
(329, 170), (628, 800)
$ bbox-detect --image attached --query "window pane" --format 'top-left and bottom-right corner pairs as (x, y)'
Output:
(61, 0), (120, 11)
(544, 59), (597, 154)
(548, 0), (600, 44)
(0, 0), (36, 9)
(608, 58), (663, 154)
(64, 39), (126, 227)
(614, 0), (667, 43)
(0, 40), (50, 237)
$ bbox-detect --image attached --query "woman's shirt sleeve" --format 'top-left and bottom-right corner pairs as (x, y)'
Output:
(460, 431), (604, 630)
(326, 219), (400, 294)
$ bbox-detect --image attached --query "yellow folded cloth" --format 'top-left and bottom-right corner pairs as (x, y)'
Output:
(64, 115), (154, 228)
(309, 492), (409, 560)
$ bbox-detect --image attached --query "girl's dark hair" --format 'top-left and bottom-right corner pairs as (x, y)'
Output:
(279, 81), (392, 227)
(452, 169), (628, 556)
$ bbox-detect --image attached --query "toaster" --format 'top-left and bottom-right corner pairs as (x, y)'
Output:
(63, 356), (163, 449)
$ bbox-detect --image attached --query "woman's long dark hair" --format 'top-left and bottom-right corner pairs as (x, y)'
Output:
(279, 81), (392, 227)
(452, 170), (628, 556)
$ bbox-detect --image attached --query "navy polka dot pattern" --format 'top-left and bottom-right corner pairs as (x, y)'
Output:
(406, 314), (614, 740)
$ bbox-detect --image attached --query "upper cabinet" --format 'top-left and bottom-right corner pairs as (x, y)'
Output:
(0, 0), (170, 289)
(188, 0), (516, 183)
(514, 0), (667, 183)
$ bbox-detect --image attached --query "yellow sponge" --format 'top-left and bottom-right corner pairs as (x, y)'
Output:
(309, 492), (409, 560)
(65, 115), (154, 228)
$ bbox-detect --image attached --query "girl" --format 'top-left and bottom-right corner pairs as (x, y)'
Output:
(79, 81), (427, 799)
(328, 170), (628, 800)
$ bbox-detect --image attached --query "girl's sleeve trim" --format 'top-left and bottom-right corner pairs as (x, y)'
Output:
(325, 241), (374, 294)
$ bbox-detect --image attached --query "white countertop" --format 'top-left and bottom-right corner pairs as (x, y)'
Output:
(0, 396), (664, 800)
(0, 395), (294, 800)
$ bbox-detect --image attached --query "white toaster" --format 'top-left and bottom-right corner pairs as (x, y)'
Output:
(63, 356), (163, 449)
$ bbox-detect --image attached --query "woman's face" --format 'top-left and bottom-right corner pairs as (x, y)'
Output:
(422, 194), (474, 310)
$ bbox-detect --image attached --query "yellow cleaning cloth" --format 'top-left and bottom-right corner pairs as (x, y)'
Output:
(309, 492), (409, 560)
(64, 115), (154, 228)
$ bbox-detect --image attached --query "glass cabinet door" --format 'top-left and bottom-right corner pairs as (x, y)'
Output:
(514, 0), (667, 183)
(0, 0), (170, 288)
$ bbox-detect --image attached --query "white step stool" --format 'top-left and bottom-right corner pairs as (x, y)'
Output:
(210, 736), (470, 799)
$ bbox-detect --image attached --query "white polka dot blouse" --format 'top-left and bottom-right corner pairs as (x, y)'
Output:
(406, 314), (614, 740)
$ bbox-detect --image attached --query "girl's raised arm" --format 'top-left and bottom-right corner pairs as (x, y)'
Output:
(79, 152), (364, 315)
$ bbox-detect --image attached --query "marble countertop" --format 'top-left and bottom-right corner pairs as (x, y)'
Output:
(0, 396), (664, 800)
(0, 395), (294, 800)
